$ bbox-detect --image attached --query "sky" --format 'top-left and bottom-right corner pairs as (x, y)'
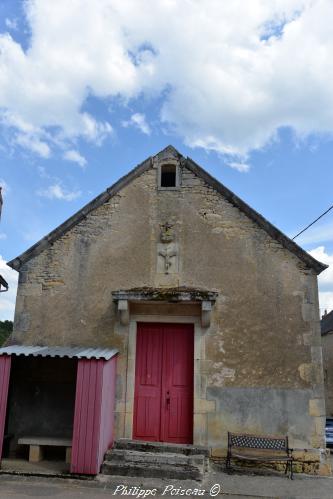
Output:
(1, 0), (333, 320)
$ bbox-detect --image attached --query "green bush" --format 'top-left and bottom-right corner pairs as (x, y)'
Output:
(0, 320), (13, 346)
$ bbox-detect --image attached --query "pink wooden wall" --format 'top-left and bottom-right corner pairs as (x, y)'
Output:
(0, 355), (11, 461)
(71, 356), (117, 474)
(98, 356), (117, 465)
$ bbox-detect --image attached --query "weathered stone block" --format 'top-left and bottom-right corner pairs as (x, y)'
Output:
(310, 434), (326, 448)
(292, 449), (321, 462)
(311, 346), (323, 364)
(318, 463), (332, 476)
(194, 398), (216, 413)
(309, 398), (325, 417)
(302, 303), (317, 322)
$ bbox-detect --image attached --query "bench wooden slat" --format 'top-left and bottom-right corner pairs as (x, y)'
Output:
(18, 436), (72, 447)
(231, 452), (291, 461)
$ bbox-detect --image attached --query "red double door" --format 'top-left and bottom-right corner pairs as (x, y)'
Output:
(133, 323), (194, 444)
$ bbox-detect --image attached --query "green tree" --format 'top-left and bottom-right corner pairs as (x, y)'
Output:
(0, 320), (13, 346)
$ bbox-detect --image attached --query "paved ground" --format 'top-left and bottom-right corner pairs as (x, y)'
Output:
(1, 468), (333, 499)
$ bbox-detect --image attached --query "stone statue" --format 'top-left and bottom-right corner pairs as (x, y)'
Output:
(157, 222), (179, 274)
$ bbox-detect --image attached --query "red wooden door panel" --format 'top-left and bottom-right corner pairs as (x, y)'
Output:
(133, 323), (193, 444)
(161, 325), (194, 443)
(133, 324), (164, 441)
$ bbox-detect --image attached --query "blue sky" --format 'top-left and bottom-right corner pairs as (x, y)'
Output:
(1, 0), (333, 319)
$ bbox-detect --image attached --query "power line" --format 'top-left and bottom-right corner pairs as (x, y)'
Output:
(292, 203), (333, 240)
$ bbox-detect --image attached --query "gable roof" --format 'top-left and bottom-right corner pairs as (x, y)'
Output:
(321, 310), (333, 335)
(7, 145), (327, 275)
(0, 274), (8, 290)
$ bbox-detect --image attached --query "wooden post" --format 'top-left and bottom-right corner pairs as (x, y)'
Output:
(29, 445), (43, 462)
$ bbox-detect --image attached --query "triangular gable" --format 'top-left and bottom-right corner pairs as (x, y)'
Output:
(7, 155), (153, 271)
(185, 157), (327, 275)
(7, 146), (327, 274)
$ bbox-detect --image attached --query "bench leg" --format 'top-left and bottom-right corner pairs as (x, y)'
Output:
(29, 445), (43, 462)
(65, 447), (72, 464)
(226, 453), (231, 472)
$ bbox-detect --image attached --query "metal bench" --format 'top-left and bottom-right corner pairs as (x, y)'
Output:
(226, 432), (294, 479)
(18, 436), (72, 464)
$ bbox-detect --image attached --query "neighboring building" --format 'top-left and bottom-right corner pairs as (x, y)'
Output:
(321, 310), (333, 416)
(0, 187), (8, 293)
(0, 275), (8, 293)
(0, 146), (330, 475)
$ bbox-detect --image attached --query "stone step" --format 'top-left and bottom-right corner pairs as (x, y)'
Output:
(104, 448), (206, 467)
(100, 460), (203, 481)
(113, 439), (210, 457)
(101, 440), (209, 481)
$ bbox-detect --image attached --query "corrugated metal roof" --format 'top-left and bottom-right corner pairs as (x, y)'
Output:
(0, 345), (118, 360)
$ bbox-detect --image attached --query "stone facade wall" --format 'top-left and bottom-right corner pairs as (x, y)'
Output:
(11, 150), (328, 473)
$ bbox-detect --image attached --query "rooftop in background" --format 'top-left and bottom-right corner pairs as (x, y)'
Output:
(0, 185), (9, 292)
(321, 310), (333, 335)
(0, 274), (8, 292)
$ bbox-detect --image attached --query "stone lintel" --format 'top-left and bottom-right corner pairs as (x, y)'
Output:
(113, 287), (218, 328)
(112, 287), (218, 303)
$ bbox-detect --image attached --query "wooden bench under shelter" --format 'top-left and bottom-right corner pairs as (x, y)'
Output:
(226, 432), (294, 479)
(18, 436), (72, 464)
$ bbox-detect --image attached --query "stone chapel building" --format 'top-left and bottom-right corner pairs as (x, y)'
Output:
(0, 146), (330, 475)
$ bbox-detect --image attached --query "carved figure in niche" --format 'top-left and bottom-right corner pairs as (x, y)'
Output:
(160, 222), (174, 243)
(158, 246), (177, 274)
(157, 222), (179, 274)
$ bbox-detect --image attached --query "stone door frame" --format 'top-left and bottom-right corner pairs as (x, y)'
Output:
(123, 314), (211, 446)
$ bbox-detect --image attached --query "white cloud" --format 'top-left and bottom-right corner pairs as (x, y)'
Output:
(0, 233), (7, 240)
(308, 246), (333, 315)
(63, 149), (87, 168)
(37, 166), (50, 179)
(1, 1), (333, 160)
(309, 246), (333, 288)
(122, 113), (151, 135)
(318, 292), (333, 316)
(37, 183), (81, 201)
(227, 161), (250, 173)
(293, 219), (333, 246)
(15, 133), (51, 158)
(0, 179), (10, 195)
(5, 18), (18, 30)
(0, 255), (18, 321)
